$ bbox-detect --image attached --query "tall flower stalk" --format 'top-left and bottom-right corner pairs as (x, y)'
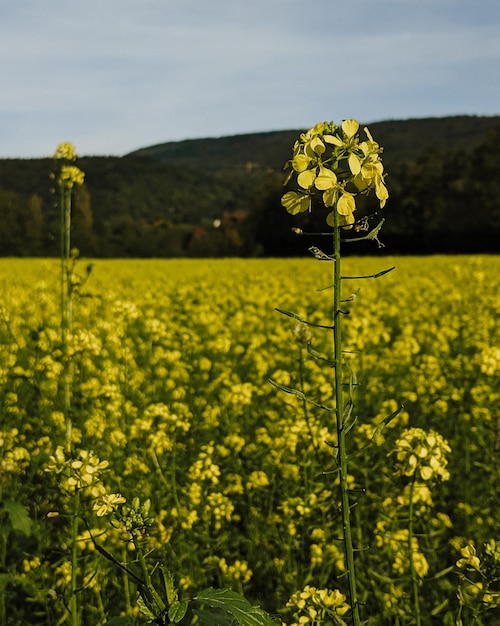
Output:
(389, 427), (451, 624)
(275, 120), (390, 626)
(53, 143), (84, 451)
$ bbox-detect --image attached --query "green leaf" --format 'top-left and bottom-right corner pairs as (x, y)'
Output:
(3, 501), (32, 536)
(159, 565), (177, 605)
(195, 588), (278, 626)
(137, 595), (156, 620)
(193, 608), (235, 626)
(168, 600), (189, 623)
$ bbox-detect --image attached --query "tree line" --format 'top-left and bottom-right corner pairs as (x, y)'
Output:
(0, 117), (499, 257)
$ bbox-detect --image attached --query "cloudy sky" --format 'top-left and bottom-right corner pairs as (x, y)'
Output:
(1, 0), (499, 158)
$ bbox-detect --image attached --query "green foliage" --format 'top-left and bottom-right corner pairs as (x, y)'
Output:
(0, 116), (499, 256)
(194, 588), (279, 626)
(1, 501), (33, 536)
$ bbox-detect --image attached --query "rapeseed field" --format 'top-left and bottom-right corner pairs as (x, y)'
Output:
(0, 256), (498, 625)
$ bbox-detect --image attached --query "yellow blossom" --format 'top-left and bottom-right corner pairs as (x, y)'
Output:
(93, 493), (126, 517)
(53, 142), (77, 161)
(282, 119), (388, 225)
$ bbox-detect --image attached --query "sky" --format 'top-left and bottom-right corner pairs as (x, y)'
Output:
(1, 0), (499, 158)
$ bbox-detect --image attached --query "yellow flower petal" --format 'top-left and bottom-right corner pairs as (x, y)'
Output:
(375, 178), (389, 207)
(322, 187), (338, 207)
(281, 191), (310, 215)
(297, 169), (317, 189)
(292, 154), (312, 173)
(348, 153), (362, 175)
(337, 193), (356, 216)
(314, 167), (337, 190)
(420, 466), (433, 480)
(308, 136), (326, 156)
(342, 119), (359, 138)
(323, 134), (343, 147)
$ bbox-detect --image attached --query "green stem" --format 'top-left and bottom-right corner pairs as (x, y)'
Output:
(0, 528), (7, 626)
(60, 184), (72, 452)
(408, 476), (421, 626)
(134, 532), (166, 615)
(332, 216), (361, 626)
(70, 489), (81, 626)
(121, 546), (133, 615)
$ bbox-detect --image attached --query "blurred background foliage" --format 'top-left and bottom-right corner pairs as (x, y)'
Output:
(0, 115), (499, 258)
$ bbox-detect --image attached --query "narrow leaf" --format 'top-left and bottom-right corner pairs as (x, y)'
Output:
(351, 405), (405, 457)
(372, 405), (404, 439)
(159, 565), (177, 605)
(342, 219), (385, 243)
(275, 308), (334, 330)
(341, 265), (395, 280)
(306, 343), (335, 366)
(269, 379), (335, 412)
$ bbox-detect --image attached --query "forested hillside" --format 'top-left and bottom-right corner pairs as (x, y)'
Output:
(0, 115), (499, 257)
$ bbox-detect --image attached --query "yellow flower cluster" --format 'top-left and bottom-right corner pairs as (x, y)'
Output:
(203, 492), (235, 530)
(375, 523), (429, 578)
(286, 585), (350, 625)
(456, 541), (500, 609)
(93, 492), (126, 517)
(218, 557), (253, 584)
(282, 120), (388, 227)
(45, 446), (110, 494)
(53, 142), (78, 161)
(53, 142), (84, 189)
(456, 543), (481, 571)
(246, 470), (270, 490)
(390, 427), (451, 482)
(58, 164), (85, 189)
(0, 428), (30, 480)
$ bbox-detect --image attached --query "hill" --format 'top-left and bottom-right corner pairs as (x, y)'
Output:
(0, 115), (499, 257)
(128, 115), (500, 170)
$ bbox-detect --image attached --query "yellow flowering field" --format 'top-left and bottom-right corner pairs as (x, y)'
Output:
(0, 255), (499, 625)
